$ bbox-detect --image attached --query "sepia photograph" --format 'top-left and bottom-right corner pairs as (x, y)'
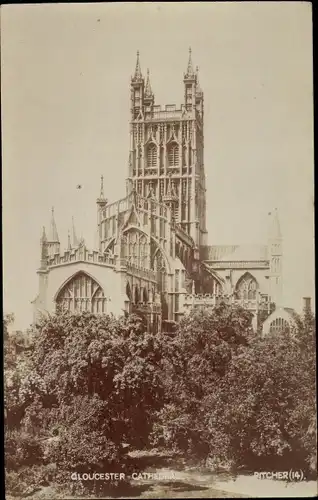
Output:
(2, 2), (316, 498)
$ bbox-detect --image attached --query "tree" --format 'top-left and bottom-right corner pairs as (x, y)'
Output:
(151, 304), (254, 455)
(29, 311), (166, 447)
(4, 310), (169, 496)
(201, 314), (316, 474)
(152, 305), (317, 477)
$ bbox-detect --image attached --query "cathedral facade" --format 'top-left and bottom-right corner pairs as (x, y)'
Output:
(32, 50), (287, 334)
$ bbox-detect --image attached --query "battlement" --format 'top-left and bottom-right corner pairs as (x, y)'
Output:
(45, 249), (156, 282)
(183, 292), (270, 312)
(143, 105), (203, 124)
(47, 248), (115, 268)
(145, 104), (185, 121)
(132, 301), (162, 312)
(125, 262), (156, 282)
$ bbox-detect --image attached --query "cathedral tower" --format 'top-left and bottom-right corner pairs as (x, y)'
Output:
(126, 49), (208, 248)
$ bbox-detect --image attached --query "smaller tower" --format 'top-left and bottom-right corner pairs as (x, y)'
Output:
(47, 207), (60, 257)
(268, 208), (283, 306)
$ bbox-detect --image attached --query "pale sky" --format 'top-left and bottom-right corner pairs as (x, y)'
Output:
(2, 2), (315, 330)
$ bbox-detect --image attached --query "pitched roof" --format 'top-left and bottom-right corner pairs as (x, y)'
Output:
(202, 244), (268, 262)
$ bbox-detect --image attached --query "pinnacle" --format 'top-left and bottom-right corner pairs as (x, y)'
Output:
(185, 47), (195, 78)
(133, 50), (143, 81)
(49, 207), (59, 242)
(67, 230), (72, 250)
(72, 216), (79, 248)
(196, 65), (203, 94)
(41, 226), (47, 242)
(97, 175), (107, 205)
(145, 68), (153, 97)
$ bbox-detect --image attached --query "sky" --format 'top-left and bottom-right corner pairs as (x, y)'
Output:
(2, 2), (315, 330)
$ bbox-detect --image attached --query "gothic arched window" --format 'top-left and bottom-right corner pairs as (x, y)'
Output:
(152, 250), (167, 293)
(168, 143), (179, 167)
(126, 282), (132, 300)
(139, 235), (147, 267)
(134, 286), (140, 304)
(147, 144), (157, 168)
(269, 317), (290, 334)
(56, 272), (107, 314)
(235, 273), (258, 300)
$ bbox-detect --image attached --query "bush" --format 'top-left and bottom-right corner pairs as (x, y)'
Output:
(5, 429), (43, 470)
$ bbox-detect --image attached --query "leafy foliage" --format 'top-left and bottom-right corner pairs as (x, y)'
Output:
(4, 304), (317, 498)
(152, 306), (317, 476)
(30, 312), (165, 447)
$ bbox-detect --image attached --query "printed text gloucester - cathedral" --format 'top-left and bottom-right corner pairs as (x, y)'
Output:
(32, 49), (298, 335)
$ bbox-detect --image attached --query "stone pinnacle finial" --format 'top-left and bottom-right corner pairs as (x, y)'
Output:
(67, 230), (72, 250)
(97, 175), (107, 205)
(100, 175), (104, 199)
(145, 68), (153, 97)
(196, 65), (203, 94)
(133, 50), (142, 80)
(72, 216), (79, 248)
(41, 226), (47, 242)
(186, 46), (195, 77)
(49, 206), (59, 242)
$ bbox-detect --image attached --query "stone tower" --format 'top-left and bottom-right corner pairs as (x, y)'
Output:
(126, 49), (208, 249)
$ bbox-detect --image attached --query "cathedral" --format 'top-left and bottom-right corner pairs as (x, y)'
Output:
(32, 49), (296, 335)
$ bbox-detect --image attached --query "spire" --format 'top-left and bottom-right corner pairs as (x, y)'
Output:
(40, 226), (48, 262)
(144, 68), (153, 97)
(268, 208), (282, 240)
(67, 230), (72, 251)
(41, 226), (47, 243)
(132, 50), (143, 81)
(72, 216), (79, 248)
(196, 66), (203, 96)
(49, 207), (59, 242)
(184, 47), (195, 79)
(97, 175), (107, 206)
(100, 174), (104, 199)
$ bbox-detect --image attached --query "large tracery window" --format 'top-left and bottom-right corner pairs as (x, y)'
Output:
(147, 144), (157, 168)
(123, 230), (149, 267)
(56, 272), (108, 314)
(269, 317), (290, 334)
(168, 143), (179, 167)
(235, 273), (258, 300)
